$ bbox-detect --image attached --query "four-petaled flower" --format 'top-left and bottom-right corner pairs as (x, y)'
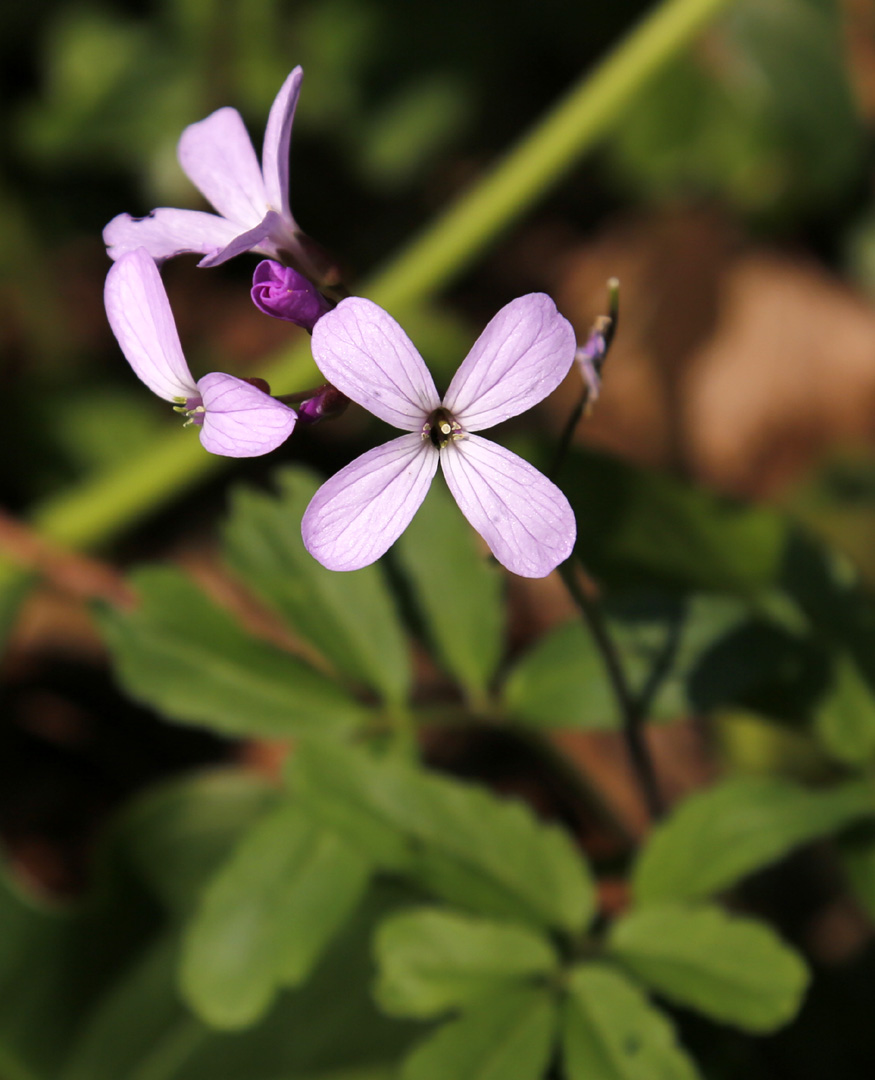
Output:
(104, 68), (305, 270)
(104, 248), (296, 457)
(301, 295), (577, 577)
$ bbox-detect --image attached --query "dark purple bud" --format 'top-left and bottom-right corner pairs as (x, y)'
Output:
(251, 260), (333, 331)
(297, 384), (350, 425)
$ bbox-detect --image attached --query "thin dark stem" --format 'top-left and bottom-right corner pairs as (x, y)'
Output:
(558, 560), (664, 821)
(550, 391), (588, 479)
(550, 277), (620, 481)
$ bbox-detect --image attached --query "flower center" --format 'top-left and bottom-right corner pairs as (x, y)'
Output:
(173, 395), (206, 427)
(423, 406), (464, 450)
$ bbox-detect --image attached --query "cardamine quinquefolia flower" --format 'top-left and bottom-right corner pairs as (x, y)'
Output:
(104, 248), (296, 457)
(104, 68), (306, 270)
(302, 295), (577, 577)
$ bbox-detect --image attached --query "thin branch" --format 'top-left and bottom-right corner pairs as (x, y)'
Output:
(558, 559), (664, 821)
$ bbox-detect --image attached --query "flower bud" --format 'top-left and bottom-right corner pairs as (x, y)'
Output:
(251, 260), (333, 331)
(297, 383), (349, 424)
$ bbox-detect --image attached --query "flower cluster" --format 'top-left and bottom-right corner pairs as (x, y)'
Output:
(103, 67), (583, 577)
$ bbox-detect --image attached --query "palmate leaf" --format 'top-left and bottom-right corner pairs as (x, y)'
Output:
(180, 800), (370, 1029)
(62, 885), (421, 1080)
(395, 475), (504, 703)
(632, 775), (873, 904)
(373, 907), (556, 1018)
(561, 963), (701, 1080)
(812, 652), (875, 765)
(608, 904), (809, 1032)
(0, 769), (276, 1080)
(399, 986), (556, 1080)
(558, 447), (786, 597)
(110, 768), (280, 918)
(96, 565), (371, 737)
(502, 594), (752, 729)
(290, 739), (596, 934)
(223, 467), (411, 706)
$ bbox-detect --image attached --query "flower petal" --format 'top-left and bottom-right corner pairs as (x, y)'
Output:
(197, 373), (296, 457)
(104, 249), (195, 401)
(310, 298), (439, 430)
(103, 208), (241, 263)
(440, 434), (575, 577)
(261, 66), (303, 223)
(177, 107), (267, 228)
(443, 293), (577, 431)
(196, 210), (289, 268)
(302, 434), (438, 571)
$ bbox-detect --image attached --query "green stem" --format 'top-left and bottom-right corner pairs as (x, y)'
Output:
(559, 560), (664, 820)
(22, 0), (732, 553)
(366, 0), (731, 308)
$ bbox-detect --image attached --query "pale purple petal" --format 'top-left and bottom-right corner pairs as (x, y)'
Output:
(197, 373), (296, 457)
(103, 208), (241, 263)
(104, 249), (195, 401)
(261, 66), (303, 222)
(443, 293), (577, 432)
(177, 107), (267, 228)
(196, 210), (289, 268)
(302, 434), (438, 571)
(440, 435), (575, 577)
(310, 298), (439, 430)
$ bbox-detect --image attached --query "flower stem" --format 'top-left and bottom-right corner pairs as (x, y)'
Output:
(558, 560), (664, 821)
(18, 0), (732, 555)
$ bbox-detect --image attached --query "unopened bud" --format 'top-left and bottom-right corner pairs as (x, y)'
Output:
(251, 260), (333, 331)
(297, 384), (349, 424)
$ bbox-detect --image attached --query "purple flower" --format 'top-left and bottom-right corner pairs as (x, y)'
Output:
(104, 68), (305, 270)
(104, 249), (296, 457)
(251, 260), (332, 330)
(574, 327), (607, 406)
(301, 295), (577, 577)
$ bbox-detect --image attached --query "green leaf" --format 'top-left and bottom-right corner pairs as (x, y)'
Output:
(111, 768), (280, 917)
(0, 769), (284, 1080)
(503, 594), (751, 729)
(395, 476), (504, 702)
(502, 619), (616, 729)
(61, 932), (206, 1080)
(0, 867), (80, 1080)
(562, 963), (701, 1080)
(65, 885), (421, 1080)
(223, 467), (410, 705)
(174, 883), (424, 1080)
(838, 828), (875, 922)
(609, 904), (809, 1032)
(632, 775), (873, 904)
(374, 907), (556, 1018)
(0, 567), (31, 657)
(96, 565), (370, 737)
(291, 739), (596, 934)
(181, 800), (370, 1029)
(813, 653), (875, 765)
(607, 0), (861, 215)
(559, 448), (785, 597)
(400, 987), (556, 1080)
